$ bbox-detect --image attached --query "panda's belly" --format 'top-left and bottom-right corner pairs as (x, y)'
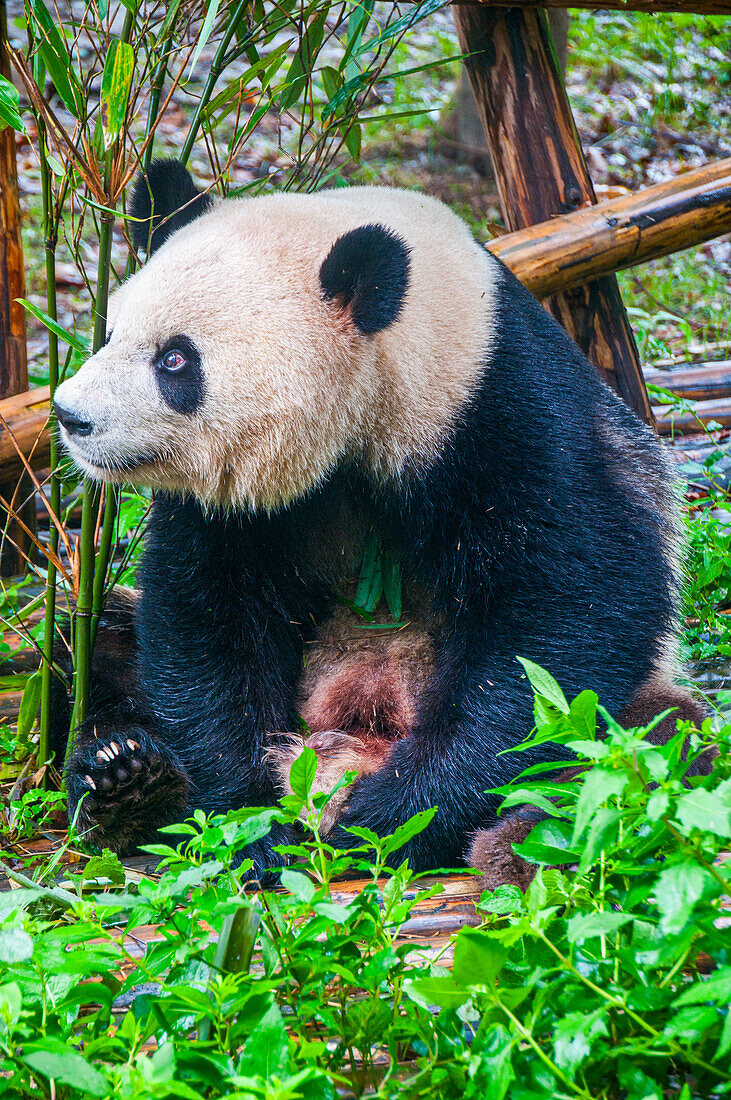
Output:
(270, 596), (437, 831)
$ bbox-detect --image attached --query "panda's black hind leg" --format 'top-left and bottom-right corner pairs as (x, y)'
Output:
(66, 723), (190, 854)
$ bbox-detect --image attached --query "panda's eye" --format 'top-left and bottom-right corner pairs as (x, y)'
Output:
(160, 349), (187, 373)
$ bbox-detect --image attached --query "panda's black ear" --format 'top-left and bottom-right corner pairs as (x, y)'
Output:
(319, 224), (410, 335)
(129, 159), (213, 256)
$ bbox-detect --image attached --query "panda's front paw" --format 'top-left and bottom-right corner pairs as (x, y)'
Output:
(66, 727), (190, 854)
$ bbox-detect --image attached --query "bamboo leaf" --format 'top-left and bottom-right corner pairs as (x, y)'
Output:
(28, 0), (84, 118)
(188, 0), (223, 77)
(100, 40), (135, 149)
(279, 6), (328, 110)
(17, 299), (87, 353)
(341, 120), (361, 161)
(382, 550), (402, 622)
(354, 0), (447, 58)
(17, 671), (42, 742)
(0, 75), (25, 133)
(355, 535), (383, 614)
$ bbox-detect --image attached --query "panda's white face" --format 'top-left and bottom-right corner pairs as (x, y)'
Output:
(54, 185), (497, 511)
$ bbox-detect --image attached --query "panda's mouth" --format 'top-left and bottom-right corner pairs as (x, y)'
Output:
(61, 433), (163, 481)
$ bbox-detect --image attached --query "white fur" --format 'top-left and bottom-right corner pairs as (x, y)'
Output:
(55, 186), (499, 510)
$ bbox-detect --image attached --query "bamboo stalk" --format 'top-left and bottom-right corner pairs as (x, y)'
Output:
(38, 122), (62, 777)
(180, 0), (253, 167)
(68, 204), (113, 742)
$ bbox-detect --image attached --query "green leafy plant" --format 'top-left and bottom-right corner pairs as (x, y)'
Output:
(0, 666), (727, 1097)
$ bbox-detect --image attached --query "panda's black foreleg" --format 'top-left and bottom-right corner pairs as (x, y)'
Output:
(54, 590), (194, 855)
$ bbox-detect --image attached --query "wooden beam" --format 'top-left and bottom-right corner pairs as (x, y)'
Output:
(454, 5), (653, 421)
(455, 1), (731, 14)
(488, 157), (731, 298)
(644, 361), (731, 404)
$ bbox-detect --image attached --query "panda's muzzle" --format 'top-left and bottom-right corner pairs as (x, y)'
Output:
(54, 399), (93, 438)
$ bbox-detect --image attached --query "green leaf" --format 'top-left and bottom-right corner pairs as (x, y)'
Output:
(453, 929), (507, 987)
(656, 862), (713, 935)
(0, 983), (22, 1033)
(674, 966), (731, 1007)
(568, 690), (598, 738)
(513, 817), (577, 866)
(100, 40), (135, 148)
(288, 747), (318, 801)
(279, 6), (328, 110)
(0, 928), (33, 963)
(675, 784), (731, 838)
(0, 75), (24, 133)
(342, 120), (362, 162)
(553, 1008), (607, 1077)
(238, 1003), (290, 1079)
(22, 1039), (108, 1096)
(516, 657), (569, 715)
(354, 534), (383, 614)
(567, 910), (634, 943)
(572, 768), (627, 845)
(27, 0), (83, 118)
(82, 851), (126, 887)
(18, 298), (87, 352)
(381, 549), (401, 622)
(406, 975), (469, 1009)
(17, 670), (42, 742)
(354, 0), (447, 58)
(188, 0), (222, 77)
(578, 806), (621, 873)
(381, 806), (437, 858)
(280, 869), (316, 904)
(664, 1005), (718, 1041)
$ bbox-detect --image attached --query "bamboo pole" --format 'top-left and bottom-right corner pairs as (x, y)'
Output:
(0, 0), (34, 575)
(453, 5), (653, 422)
(455, 0), (731, 13)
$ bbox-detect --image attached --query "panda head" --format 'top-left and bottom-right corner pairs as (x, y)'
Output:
(54, 162), (494, 510)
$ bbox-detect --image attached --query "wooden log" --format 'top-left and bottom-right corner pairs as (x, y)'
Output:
(0, 385), (51, 481)
(488, 158), (731, 299)
(0, 0), (34, 574)
(645, 361), (731, 404)
(654, 397), (731, 436)
(456, 0), (731, 13)
(454, 5), (653, 422)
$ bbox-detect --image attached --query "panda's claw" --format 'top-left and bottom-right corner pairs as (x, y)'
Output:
(66, 726), (191, 856)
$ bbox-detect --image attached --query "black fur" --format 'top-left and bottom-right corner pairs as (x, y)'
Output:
(155, 335), (205, 415)
(62, 250), (688, 879)
(319, 224), (410, 334)
(129, 160), (213, 255)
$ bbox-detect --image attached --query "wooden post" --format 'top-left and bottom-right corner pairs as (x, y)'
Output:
(453, 5), (653, 422)
(0, 0), (33, 575)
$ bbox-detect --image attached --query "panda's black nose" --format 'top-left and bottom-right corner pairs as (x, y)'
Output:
(54, 400), (93, 437)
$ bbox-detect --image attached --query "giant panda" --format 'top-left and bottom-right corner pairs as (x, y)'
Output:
(51, 159), (707, 885)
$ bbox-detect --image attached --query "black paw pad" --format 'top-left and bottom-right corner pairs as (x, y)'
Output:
(66, 728), (189, 854)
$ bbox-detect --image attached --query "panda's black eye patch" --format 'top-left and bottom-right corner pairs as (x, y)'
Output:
(154, 335), (205, 415)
